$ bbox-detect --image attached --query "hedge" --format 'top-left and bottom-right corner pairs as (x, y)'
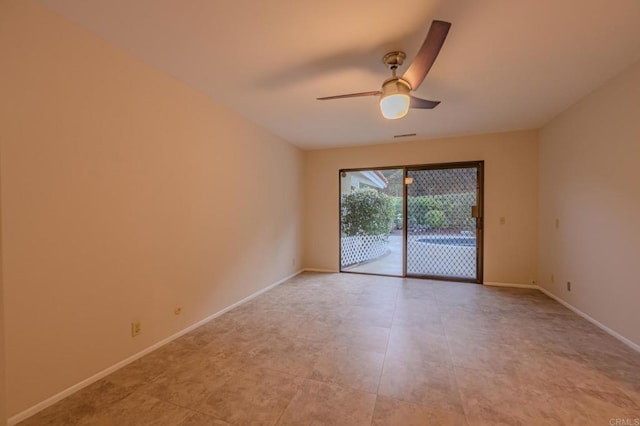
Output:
(341, 189), (395, 237)
(396, 193), (476, 230)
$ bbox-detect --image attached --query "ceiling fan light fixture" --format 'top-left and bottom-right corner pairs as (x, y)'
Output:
(380, 78), (411, 119)
(316, 20), (451, 119)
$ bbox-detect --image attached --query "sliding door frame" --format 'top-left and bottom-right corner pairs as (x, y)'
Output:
(338, 165), (405, 278)
(339, 161), (484, 284)
(404, 161), (484, 284)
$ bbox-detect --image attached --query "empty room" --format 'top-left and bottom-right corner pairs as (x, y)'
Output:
(1, 0), (639, 425)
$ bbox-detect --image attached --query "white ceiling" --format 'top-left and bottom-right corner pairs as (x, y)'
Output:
(39, 0), (640, 149)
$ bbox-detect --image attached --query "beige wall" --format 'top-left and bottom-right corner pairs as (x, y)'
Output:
(538, 60), (640, 346)
(0, 1), (303, 417)
(305, 130), (539, 285)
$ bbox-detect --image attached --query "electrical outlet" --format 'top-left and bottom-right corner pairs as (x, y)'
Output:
(499, 217), (506, 225)
(551, 274), (555, 284)
(174, 307), (182, 316)
(567, 281), (571, 292)
(131, 321), (141, 337)
(555, 219), (560, 228)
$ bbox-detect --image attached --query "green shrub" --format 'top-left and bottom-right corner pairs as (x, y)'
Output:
(341, 189), (395, 236)
(408, 197), (444, 226)
(406, 193), (476, 230)
(425, 210), (446, 228)
(392, 196), (403, 229)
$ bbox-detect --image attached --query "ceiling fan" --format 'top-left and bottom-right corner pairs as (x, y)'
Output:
(317, 20), (451, 120)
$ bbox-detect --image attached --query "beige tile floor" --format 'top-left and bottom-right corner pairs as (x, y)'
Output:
(19, 272), (640, 425)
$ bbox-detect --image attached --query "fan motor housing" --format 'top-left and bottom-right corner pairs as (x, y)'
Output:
(381, 78), (411, 97)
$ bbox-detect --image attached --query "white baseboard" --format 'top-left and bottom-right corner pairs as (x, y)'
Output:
(411, 278), (640, 354)
(10, 270), (638, 425)
(483, 281), (539, 289)
(537, 286), (640, 353)
(8, 269), (304, 426)
(483, 281), (640, 353)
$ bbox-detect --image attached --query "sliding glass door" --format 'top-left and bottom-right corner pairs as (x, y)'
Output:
(340, 162), (483, 283)
(339, 168), (403, 276)
(405, 163), (483, 282)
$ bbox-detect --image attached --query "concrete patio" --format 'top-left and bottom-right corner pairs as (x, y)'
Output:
(344, 232), (476, 279)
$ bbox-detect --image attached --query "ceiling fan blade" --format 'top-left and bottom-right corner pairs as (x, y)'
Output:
(402, 20), (451, 91)
(317, 91), (381, 100)
(410, 96), (440, 109)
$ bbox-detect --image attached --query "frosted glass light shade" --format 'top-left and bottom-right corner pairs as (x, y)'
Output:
(380, 94), (410, 119)
(379, 78), (411, 120)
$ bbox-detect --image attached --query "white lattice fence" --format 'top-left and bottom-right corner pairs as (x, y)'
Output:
(341, 235), (389, 267)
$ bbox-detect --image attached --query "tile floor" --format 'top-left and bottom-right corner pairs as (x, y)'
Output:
(19, 272), (640, 425)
